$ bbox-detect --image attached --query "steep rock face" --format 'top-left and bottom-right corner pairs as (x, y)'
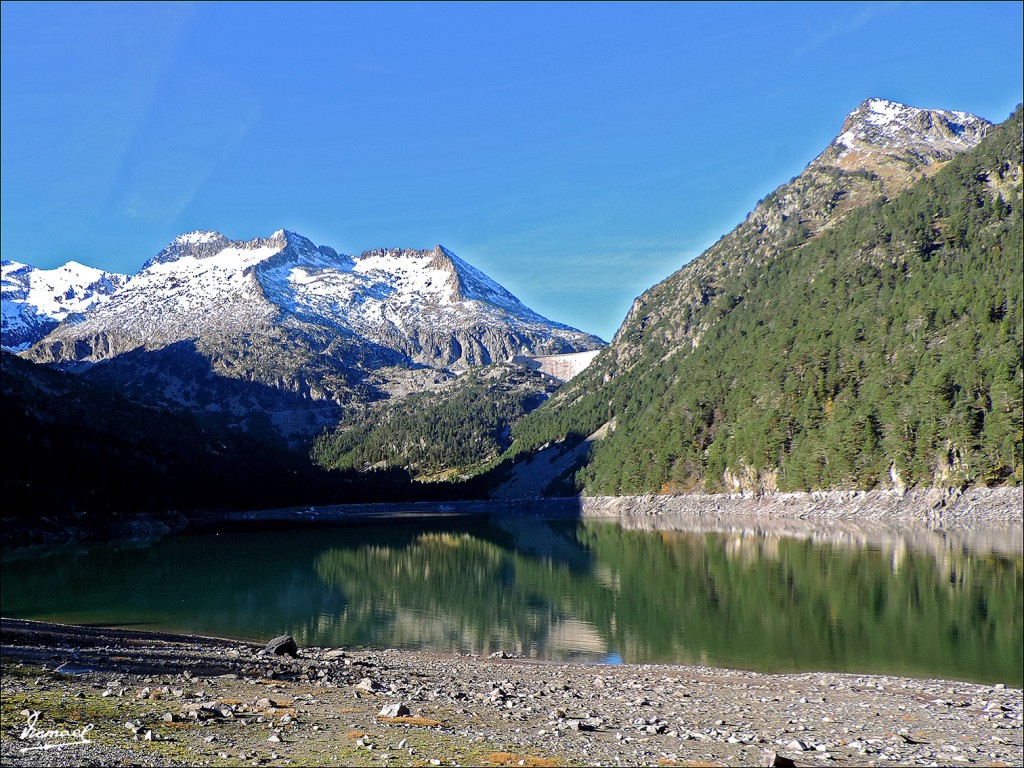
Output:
(1, 260), (129, 352)
(17, 230), (603, 443)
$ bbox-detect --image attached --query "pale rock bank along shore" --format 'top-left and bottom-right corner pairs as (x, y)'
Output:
(576, 486), (1024, 556)
(1, 486), (1021, 767)
(214, 486), (1024, 532)
(578, 486), (1024, 528)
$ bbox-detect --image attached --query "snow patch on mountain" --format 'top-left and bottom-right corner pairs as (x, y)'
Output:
(832, 98), (990, 160)
(175, 230), (224, 246)
(65, 240), (285, 353)
(1, 260), (129, 351)
(354, 248), (459, 305)
(439, 246), (556, 324)
(18, 230), (603, 370)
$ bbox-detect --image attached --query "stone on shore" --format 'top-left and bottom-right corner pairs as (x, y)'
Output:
(765, 750), (799, 767)
(356, 677), (385, 693)
(265, 635), (298, 657)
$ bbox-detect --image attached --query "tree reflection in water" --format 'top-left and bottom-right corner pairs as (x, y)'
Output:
(2, 516), (1020, 685)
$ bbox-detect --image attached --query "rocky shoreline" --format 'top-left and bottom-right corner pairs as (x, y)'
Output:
(578, 486), (1024, 529)
(2, 486), (1020, 549)
(1, 619), (1021, 768)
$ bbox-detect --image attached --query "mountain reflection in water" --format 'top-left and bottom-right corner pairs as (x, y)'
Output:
(1, 514), (1020, 686)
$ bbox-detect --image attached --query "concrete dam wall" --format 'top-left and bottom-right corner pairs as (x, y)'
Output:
(513, 350), (601, 382)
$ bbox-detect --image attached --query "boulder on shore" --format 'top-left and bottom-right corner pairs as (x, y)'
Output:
(265, 635), (298, 657)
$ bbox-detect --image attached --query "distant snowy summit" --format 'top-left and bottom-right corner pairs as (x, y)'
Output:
(14, 229), (602, 366)
(1, 260), (128, 351)
(825, 97), (990, 170)
(3, 231), (603, 441)
(732, 98), (993, 254)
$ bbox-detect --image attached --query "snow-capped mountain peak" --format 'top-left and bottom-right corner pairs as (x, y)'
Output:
(1, 259), (130, 351)
(11, 228), (603, 442)
(144, 230), (234, 269)
(19, 230), (603, 372)
(832, 98), (990, 160)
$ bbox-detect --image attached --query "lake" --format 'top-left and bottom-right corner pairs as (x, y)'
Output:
(2, 513), (1020, 686)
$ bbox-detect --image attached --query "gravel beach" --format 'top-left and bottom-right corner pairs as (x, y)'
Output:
(1, 618), (1021, 768)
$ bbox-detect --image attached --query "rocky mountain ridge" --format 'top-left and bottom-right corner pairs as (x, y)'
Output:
(832, 97), (990, 168)
(7, 231), (603, 444)
(24, 230), (601, 368)
(612, 98), (992, 358)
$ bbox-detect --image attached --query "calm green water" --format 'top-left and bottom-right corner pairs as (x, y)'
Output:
(2, 516), (1021, 685)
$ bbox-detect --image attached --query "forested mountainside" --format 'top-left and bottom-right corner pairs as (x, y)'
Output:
(506, 103), (1023, 495)
(0, 351), (470, 526)
(311, 364), (558, 480)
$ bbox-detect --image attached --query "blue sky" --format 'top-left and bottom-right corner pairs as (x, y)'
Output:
(2, 2), (1022, 341)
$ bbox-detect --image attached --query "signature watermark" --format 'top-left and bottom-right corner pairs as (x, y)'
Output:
(18, 710), (94, 753)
